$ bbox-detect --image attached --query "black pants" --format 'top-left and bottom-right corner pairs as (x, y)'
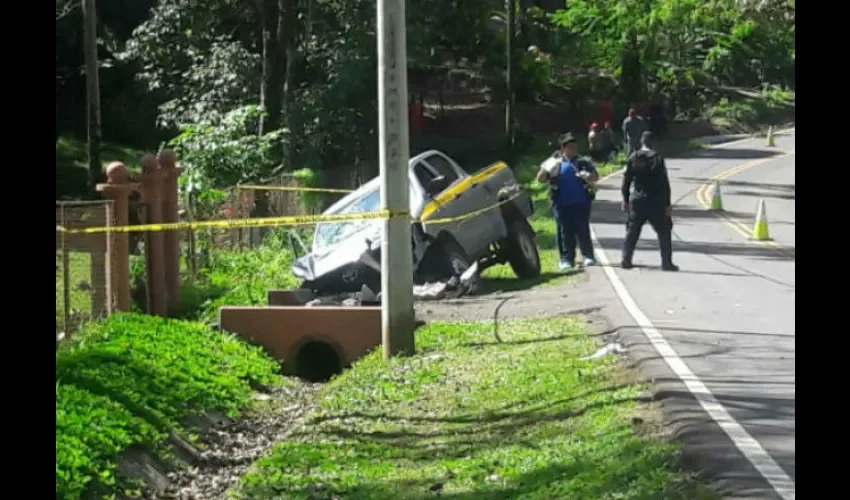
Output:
(622, 200), (673, 266)
(556, 203), (594, 264)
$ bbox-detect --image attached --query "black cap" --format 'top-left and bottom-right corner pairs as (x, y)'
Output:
(559, 132), (577, 146)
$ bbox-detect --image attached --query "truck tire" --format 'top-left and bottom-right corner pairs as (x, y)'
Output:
(417, 235), (472, 282)
(439, 238), (473, 277)
(504, 218), (541, 279)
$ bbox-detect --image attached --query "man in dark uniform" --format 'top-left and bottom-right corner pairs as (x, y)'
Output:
(620, 131), (679, 271)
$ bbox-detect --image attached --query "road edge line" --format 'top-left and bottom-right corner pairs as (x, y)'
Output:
(589, 129), (797, 499)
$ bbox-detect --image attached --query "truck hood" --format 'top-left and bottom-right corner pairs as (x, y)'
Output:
(291, 224), (382, 282)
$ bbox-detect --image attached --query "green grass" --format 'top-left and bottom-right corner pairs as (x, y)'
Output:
(56, 313), (283, 500)
(706, 88), (795, 133)
(56, 135), (146, 171)
(56, 251), (94, 330)
(237, 317), (717, 500)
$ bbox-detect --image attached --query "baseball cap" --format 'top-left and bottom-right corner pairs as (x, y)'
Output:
(559, 132), (576, 146)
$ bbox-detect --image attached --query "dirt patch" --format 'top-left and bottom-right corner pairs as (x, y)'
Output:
(144, 381), (321, 500)
(414, 270), (601, 323)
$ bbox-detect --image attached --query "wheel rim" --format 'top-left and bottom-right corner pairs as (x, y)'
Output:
(449, 252), (469, 275)
(518, 229), (539, 268)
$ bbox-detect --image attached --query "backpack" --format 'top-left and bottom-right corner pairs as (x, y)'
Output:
(629, 149), (662, 177)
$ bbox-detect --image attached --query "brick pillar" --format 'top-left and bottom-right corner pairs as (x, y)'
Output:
(158, 150), (182, 314)
(140, 154), (168, 317)
(97, 162), (138, 312)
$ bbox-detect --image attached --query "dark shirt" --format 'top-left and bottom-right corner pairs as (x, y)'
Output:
(622, 116), (646, 145)
(621, 148), (671, 206)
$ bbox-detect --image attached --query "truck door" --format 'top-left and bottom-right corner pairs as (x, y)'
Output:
(413, 159), (476, 257)
(423, 153), (502, 258)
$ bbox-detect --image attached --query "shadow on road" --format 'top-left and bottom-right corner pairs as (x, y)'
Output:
(477, 272), (565, 295)
(666, 148), (782, 160)
(728, 189), (795, 201)
(594, 235), (794, 262)
(590, 198), (755, 226)
(679, 177), (794, 193)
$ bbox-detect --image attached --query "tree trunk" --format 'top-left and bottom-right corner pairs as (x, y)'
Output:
(254, 0), (285, 223)
(258, 0), (283, 137)
(280, 0), (299, 171)
(505, 0), (516, 163)
(82, 0), (103, 191)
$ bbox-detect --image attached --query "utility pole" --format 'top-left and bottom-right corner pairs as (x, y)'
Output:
(505, 0), (516, 163)
(377, 0), (416, 358)
(82, 0), (103, 190)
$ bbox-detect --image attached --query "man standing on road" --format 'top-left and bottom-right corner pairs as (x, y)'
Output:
(620, 131), (679, 271)
(538, 133), (599, 271)
(621, 108), (647, 154)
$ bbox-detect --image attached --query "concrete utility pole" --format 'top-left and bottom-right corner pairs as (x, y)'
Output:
(377, 0), (416, 358)
(82, 0), (103, 189)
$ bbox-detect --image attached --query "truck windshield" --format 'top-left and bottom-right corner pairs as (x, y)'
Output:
(313, 188), (381, 250)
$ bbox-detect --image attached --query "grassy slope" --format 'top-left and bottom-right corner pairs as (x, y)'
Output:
(56, 135), (146, 171)
(56, 313), (283, 500)
(238, 317), (717, 500)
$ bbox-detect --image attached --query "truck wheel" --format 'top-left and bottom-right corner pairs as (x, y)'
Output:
(504, 218), (541, 279)
(418, 236), (472, 281)
(439, 238), (472, 277)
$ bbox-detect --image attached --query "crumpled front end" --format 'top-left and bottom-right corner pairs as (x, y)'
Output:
(292, 222), (435, 295)
(292, 238), (383, 294)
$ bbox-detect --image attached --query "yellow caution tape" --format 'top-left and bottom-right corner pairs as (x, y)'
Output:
(55, 188), (529, 234)
(56, 210), (405, 235)
(236, 184), (354, 194)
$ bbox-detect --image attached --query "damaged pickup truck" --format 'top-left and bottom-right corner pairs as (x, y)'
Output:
(290, 149), (540, 295)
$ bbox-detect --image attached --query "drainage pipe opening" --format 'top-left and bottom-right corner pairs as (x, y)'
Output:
(294, 341), (343, 383)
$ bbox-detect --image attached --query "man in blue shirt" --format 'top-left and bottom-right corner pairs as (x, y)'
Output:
(537, 133), (600, 270)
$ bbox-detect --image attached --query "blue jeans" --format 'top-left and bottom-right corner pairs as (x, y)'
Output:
(553, 203), (594, 264)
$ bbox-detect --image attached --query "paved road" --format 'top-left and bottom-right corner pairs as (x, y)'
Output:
(589, 131), (796, 499)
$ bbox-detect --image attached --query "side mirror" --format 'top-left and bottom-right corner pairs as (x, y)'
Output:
(425, 175), (449, 197)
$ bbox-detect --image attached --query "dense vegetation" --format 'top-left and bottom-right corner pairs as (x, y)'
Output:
(57, 0), (794, 200)
(55, 3), (793, 496)
(56, 313), (281, 499)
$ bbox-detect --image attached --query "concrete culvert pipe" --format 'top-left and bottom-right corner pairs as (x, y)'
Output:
(295, 341), (343, 383)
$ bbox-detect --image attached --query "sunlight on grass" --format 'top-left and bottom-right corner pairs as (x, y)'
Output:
(56, 136), (146, 171)
(237, 317), (717, 500)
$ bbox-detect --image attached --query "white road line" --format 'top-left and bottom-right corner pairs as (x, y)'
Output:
(589, 131), (796, 500)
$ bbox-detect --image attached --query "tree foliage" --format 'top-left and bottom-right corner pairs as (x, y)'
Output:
(56, 0), (794, 190)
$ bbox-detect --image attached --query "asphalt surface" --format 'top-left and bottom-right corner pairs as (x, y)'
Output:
(589, 131), (796, 499)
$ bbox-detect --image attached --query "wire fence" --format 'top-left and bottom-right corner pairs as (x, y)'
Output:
(55, 201), (114, 339)
(180, 162), (375, 281)
(56, 161), (377, 328)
